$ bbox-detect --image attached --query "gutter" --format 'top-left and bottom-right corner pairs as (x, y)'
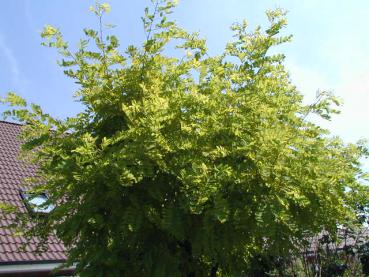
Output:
(0, 262), (75, 276)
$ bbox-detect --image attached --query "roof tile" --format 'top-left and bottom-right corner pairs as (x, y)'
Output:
(0, 121), (67, 263)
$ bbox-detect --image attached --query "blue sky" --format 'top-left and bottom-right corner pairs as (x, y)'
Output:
(1, 0), (369, 145)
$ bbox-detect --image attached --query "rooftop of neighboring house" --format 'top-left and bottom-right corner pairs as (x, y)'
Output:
(0, 121), (73, 276)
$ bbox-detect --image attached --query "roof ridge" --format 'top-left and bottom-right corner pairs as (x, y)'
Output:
(0, 120), (23, 126)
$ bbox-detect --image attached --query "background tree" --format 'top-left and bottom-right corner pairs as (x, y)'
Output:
(2, 1), (369, 276)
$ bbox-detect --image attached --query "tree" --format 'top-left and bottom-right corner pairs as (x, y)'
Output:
(2, 1), (369, 276)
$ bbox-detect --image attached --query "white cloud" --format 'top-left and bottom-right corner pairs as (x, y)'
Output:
(287, 59), (369, 144)
(331, 70), (369, 142)
(0, 35), (20, 86)
(24, 0), (37, 33)
(286, 61), (332, 103)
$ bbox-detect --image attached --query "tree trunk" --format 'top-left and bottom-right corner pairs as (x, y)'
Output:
(179, 240), (196, 277)
(210, 263), (219, 277)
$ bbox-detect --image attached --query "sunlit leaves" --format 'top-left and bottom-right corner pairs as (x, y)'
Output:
(40, 25), (58, 39)
(2, 92), (27, 107)
(89, 2), (111, 16)
(2, 0), (369, 276)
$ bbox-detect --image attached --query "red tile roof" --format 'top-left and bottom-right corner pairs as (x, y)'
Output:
(0, 121), (67, 264)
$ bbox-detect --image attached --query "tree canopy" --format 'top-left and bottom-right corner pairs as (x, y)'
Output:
(2, 1), (369, 276)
